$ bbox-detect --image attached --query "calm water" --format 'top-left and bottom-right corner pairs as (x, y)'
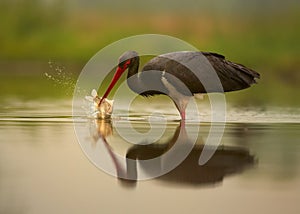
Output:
(1, 100), (300, 214)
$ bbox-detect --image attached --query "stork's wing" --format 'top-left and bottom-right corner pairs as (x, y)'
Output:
(142, 51), (260, 95)
(202, 52), (260, 92)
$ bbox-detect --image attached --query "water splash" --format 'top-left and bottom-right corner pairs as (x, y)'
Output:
(84, 89), (114, 119)
(44, 60), (78, 96)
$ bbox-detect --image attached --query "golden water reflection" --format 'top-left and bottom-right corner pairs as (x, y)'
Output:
(89, 119), (255, 187)
(1, 114), (300, 214)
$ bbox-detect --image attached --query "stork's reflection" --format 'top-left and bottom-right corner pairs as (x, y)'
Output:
(88, 119), (255, 187)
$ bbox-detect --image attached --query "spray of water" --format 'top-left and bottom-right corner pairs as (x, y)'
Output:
(44, 60), (78, 96)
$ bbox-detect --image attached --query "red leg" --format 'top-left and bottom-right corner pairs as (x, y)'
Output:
(180, 110), (186, 120)
(172, 97), (189, 121)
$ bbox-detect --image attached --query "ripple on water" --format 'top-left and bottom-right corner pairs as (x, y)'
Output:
(0, 99), (299, 124)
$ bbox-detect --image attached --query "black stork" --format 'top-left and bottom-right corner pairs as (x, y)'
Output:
(99, 51), (260, 120)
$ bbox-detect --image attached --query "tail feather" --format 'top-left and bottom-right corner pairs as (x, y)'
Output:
(227, 61), (260, 85)
(203, 52), (260, 92)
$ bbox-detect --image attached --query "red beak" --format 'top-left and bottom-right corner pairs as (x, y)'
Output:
(99, 66), (125, 106)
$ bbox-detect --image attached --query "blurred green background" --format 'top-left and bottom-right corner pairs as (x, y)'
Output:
(0, 0), (299, 106)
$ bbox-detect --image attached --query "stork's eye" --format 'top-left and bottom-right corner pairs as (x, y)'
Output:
(125, 59), (131, 66)
(119, 59), (131, 69)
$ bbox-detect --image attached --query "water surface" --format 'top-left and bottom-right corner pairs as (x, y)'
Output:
(0, 100), (300, 214)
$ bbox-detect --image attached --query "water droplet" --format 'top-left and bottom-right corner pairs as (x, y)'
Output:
(44, 60), (77, 96)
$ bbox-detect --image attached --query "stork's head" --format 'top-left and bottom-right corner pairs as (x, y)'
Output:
(99, 51), (138, 105)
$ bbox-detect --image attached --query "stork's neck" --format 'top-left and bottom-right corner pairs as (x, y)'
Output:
(127, 57), (144, 94)
(127, 56), (139, 78)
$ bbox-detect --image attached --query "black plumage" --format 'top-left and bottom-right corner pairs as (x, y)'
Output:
(136, 51), (260, 96)
(101, 50), (260, 120)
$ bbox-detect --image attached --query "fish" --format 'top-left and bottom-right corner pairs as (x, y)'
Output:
(85, 89), (114, 119)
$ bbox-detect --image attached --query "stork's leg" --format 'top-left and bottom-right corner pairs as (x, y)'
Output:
(180, 110), (186, 121)
(172, 96), (190, 121)
(161, 75), (191, 121)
